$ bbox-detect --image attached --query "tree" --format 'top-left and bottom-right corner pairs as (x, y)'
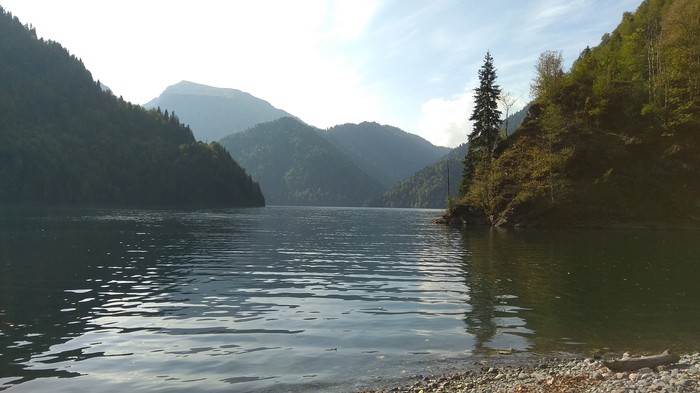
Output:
(531, 50), (564, 101)
(499, 92), (519, 137)
(659, 0), (700, 130)
(469, 51), (502, 155)
(461, 52), (502, 197)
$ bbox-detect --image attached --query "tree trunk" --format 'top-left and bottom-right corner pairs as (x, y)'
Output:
(603, 350), (680, 372)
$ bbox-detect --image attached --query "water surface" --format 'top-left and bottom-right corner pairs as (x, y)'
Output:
(1, 206), (698, 392)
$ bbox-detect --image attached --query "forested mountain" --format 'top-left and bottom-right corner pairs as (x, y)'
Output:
(378, 144), (467, 208)
(378, 105), (529, 208)
(220, 117), (384, 206)
(144, 81), (293, 142)
(450, 0), (700, 226)
(0, 8), (264, 207)
(322, 122), (449, 187)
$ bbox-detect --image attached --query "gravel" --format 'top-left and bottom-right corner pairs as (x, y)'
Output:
(359, 352), (700, 393)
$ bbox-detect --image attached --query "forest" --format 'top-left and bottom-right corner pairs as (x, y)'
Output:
(450, 0), (700, 226)
(0, 7), (265, 207)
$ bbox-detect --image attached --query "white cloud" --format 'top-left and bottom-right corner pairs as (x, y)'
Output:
(417, 92), (473, 148)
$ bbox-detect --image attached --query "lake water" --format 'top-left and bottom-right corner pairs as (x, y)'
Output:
(1, 206), (699, 392)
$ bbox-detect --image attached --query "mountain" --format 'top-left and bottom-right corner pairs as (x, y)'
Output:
(0, 8), (264, 207)
(378, 104), (529, 209)
(322, 122), (449, 187)
(378, 144), (468, 208)
(447, 0), (700, 227)
(219, 117), (384, 206)
(144, 81), (293, 142)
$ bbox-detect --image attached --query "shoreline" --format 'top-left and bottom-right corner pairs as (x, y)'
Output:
(358, 352), (700, 392)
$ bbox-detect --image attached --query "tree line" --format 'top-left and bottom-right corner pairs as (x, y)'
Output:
(0, 7), (264, 207)
(453, 0), (700, 226)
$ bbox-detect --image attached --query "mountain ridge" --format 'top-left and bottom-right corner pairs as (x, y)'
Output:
(220, 117), (385, 206)
(322, 122), (449, 187)
(144, 81), (293, 142)
(0, 9), (264, 207)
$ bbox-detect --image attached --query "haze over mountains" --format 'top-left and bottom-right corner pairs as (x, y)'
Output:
(144, 81), (293, 142)
(148, 81), (452, 206)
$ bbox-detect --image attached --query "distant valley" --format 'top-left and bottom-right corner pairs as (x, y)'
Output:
(149, 82), (454, 207)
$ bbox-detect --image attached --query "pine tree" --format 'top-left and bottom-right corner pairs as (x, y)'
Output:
(469, 51), (502, 154)
(460, 52), (502, 196)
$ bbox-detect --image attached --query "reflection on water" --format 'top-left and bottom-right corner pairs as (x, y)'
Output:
(1, 207), (699, 392)
(461, 227), (700, 353)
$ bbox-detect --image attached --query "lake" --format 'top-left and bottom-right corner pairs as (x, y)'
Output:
(1, 206), (699, 392)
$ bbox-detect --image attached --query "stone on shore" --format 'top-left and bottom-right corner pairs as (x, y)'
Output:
(359, 352), (700, 393)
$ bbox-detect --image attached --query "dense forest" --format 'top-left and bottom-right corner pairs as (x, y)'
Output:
(220, 117), (451, 207)
(377, 144), (467, 208)
(322, 122), (449, 187)
(449, 0), (700, 226)
(144, 81), (292, 142)
(220, 117), (385, 206)
(0, 8), (264, 207)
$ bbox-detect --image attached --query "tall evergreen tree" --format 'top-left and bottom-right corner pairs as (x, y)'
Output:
(469, 51), (502, 153)
(460, 52), (502, 196)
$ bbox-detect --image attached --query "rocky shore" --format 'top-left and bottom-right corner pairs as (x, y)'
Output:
(360, 352), (700, 393)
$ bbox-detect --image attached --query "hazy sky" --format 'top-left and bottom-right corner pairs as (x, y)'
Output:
(3, 0), (643, 147)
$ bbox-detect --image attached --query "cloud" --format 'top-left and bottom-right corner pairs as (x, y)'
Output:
(417, 92), (473, 148)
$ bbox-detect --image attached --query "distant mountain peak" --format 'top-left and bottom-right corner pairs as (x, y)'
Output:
(143, 81), (293, 142)
(162, 80), (250, 100)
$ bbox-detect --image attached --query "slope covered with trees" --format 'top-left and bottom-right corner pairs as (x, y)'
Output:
(322, 122), (449, 187)
(220, 117), (384, 206)
(378, 144), (467, 208)
(378, 103), (529, 209)
(0, 8), (264, 207)
(450, 0), (700, 226)
(144, 81), (293, 142)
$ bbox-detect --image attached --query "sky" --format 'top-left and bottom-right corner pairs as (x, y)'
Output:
(2, 0), (644, 147)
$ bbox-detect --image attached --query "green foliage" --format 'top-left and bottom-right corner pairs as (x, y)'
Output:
(380, 144), (467, 208)
(460, 52), (502, 206)
(0, 8), (264, 207)
(468, 52), (502, 155)
(379, 105), (530, 209)
(453, 0), (700, 225)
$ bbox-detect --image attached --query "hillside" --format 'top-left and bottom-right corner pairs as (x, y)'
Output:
(378, 144), (467, 209)
(449, 0), (700, 227)
(0, 8), (264, 207)
(379, 105), (528, 209)
(219, 117), (384, 206)
(144, 81), (293, 142)
(322, 122), (449, 187)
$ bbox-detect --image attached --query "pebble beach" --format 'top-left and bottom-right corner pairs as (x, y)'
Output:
(360, 352), (700, 393)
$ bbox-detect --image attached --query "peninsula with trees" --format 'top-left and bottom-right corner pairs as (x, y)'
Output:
(444, 0), (700, 227)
